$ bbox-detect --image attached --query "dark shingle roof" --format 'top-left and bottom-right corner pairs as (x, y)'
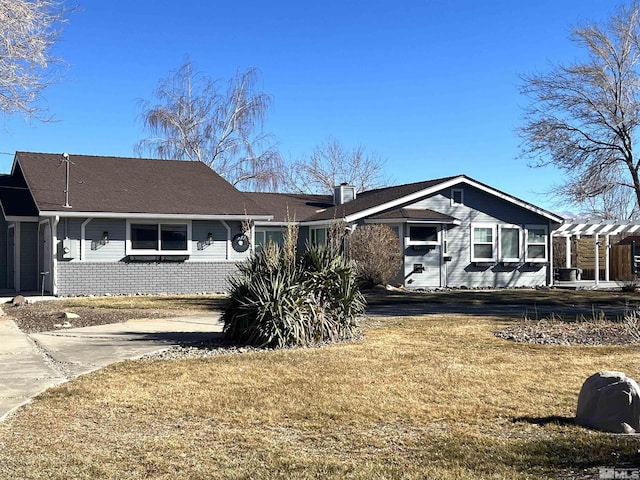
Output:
(243, 192), (333, 222)
(15, 152), (269, 217)
(368, 207), (458, 223)
(303, 176), (458, 222)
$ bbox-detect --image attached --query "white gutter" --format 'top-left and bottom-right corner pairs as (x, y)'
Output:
(39, 211), (273, 221)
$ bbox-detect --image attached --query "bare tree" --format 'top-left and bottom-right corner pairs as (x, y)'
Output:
(288, 137), (389, 194)
(348, 224), (402, 288)
(519, 2), (640, 220)
(136, 58), (284, 191)
(0, 0), (68, 120)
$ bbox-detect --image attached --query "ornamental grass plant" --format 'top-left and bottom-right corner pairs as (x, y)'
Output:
(222, 239), (365, 348)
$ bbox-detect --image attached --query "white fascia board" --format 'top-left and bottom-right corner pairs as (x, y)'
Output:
(343, 178), (468, 223)
(39, 211), (273, 221)
(343, 175), (565, 224)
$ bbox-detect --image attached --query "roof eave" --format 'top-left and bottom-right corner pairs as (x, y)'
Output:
(38, 210), (274, 221)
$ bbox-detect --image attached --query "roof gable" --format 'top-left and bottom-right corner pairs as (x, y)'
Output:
(302, 175), (563, 224)
(15, 152), (270, 218)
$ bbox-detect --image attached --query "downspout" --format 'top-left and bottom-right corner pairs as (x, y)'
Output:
(80, 218), (93, 261)
(220, 220), (231, 260)
(52, 216), (59, 296)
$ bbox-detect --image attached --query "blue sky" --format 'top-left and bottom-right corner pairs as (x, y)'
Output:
(0, 0), (619, 212)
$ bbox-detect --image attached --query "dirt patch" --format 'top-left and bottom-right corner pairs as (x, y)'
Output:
(2, 301), (179, 333)
(495, 321), (637, 346)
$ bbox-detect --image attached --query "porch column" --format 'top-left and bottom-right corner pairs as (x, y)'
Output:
(605, 235), (610, 282)
(594, 235), (600, 288)
(565, 236), (571, 268)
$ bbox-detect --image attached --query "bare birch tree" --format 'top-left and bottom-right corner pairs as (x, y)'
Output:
(0, 0), (68, 119)
(519, 2), (640, 219)
(136, 58), (284, 191)
(288, 137), (388, 194)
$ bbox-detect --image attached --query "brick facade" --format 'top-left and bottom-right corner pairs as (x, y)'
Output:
(56, 261), (238, 296)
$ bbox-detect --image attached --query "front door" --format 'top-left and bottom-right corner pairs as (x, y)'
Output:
(403, 224), (443, 288)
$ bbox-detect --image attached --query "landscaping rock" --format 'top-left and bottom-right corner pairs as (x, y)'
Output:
(61, 312), (80, 319)
(575, 371), (640, 433)
(11, 295), (26, 307)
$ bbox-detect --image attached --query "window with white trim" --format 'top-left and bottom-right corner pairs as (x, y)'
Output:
(451, 188), (464, 206)
(471, 224), (496, 261)
(499, 225), (522, 261)
(525, 225), (548, 261)
(255, 228), (285, 250)
(407, 225), (439, 245)
(310, 227), (327, 246)
(127, 221), (191, 255)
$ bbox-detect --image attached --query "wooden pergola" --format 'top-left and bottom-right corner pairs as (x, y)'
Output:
(551, 219), (640, 287)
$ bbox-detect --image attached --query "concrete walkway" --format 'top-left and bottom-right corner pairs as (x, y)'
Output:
(0, 314), (223, 422)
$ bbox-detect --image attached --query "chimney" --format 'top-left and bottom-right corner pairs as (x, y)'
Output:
(334, 183), (356, 205)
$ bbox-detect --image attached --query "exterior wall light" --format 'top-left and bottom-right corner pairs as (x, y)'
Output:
(101, 231), (109, 245)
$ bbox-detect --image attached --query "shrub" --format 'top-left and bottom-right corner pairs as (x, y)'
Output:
(348, 224), (402, 288)
(222, 241), (365, 348)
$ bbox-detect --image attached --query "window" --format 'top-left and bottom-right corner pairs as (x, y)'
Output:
(525, 225), (548, 261)
(131, 223), (158, 250)
(471, 224), (496, 261)
(255, 228), (285, 250)
(127, 221), (191, 255)
(499, 225), (521, 261)
(407, 225), (438, 245)
(161, 224), (188, 250)
(451, 188), (464, 206)
(311, 227), (327, 246)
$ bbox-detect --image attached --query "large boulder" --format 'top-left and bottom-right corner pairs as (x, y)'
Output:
(575, 371), (640, 433)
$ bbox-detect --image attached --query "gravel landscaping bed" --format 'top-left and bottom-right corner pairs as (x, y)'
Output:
(495, 321), (638, 346)
(2, 301), (176, 333)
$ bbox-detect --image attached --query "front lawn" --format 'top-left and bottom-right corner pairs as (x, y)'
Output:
(1, 313), (638, 479)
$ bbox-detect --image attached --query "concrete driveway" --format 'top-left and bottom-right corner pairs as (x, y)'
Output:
(0, 314), (223, 422)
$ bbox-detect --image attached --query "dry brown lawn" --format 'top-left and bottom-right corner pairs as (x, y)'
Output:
(1, 311), (639, 479)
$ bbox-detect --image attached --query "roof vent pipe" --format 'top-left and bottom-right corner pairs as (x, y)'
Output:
(334, 183), (356, 205)
(61, 152), (71, 208)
